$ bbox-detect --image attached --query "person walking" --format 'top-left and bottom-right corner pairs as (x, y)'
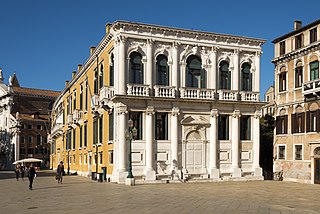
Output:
(15, 164), (21, 181)
(27, 164), (36, 190)
(21, 165), (25, 180)
(56, 161), (65, 184)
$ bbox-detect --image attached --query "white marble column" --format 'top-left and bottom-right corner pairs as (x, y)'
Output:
(117, 106), (127, 182)
(172, 43), (179, 89)
(118, 36), (126, 95)
(232, 49), (240, 91)
(253, 111), (262, 176)
(209, 109), (220, 179)
(15, 130), (20, 162)
(254, 51), (261, 92)
(232, 110), (241, 177)
(145, 106), (156, 180)
(171, 107), (179, 173)
(209, 47), (218, 89)
(146, 40), (153, 90)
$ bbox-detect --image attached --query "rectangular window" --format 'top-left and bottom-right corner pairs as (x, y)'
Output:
(295, 66), (303, 88)
(109, 112), (114, 141)
(99, 116), (103, 144)
(280, 41), (286, 55)
(85, 81), (88, 111)
(80, 85), (83, 110)
(94, 69), (98, 94)
(73, 91), (76, 111)
(240, 116), (251, 140)
(28, 136), (32, 144)
(72, 129), (76, 149)
(279, 72), (286, 92)
(93, 119), (98, 145)
(66, 131), (71, 150)
(99, 64), (104, 89)
(129, 112), (143, 140)
(295, 145), (302, 160)
(79, 126), (83, 148)
(310, 61), (319, 80)
(310, 28), (317, 44)
(295, 34), (302, 49)
(155, 112), (168, 140)
(276, 116), (288, 134)
(84, 123), (88, 147)
(310, 111), (317, 132)
(109, 150), (114, 164)
(278, 145), (285, 159)
(218, 115), (229, 140)
(99, 152), (103, 164)
(292, 113), (304, 133)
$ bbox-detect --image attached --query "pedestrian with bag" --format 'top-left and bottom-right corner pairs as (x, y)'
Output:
(27, 164), (36, 190)
(56, 161), (65, 184)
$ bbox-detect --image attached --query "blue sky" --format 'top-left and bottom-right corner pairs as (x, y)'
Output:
(0, 0), (319, 98)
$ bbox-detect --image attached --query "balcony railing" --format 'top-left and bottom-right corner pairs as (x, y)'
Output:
(180, 87), (215, 100)
(100, 86), (114, 101)
(302, 79), (320, 96)
(240, 91), (260, 102)
(218, 90), (238, 101)
(73, 109), (83, 123)
(127, 84), (150, 96)
(154, 85), (176, 98)
(91, 95), (100, 108)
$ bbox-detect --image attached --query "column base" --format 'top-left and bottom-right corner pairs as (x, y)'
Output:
(145, 170), (156, 181)
(125, 177), (135, 186)
(253, 167), (262, 177)
(209, 168), (220, 179)
(232, 167), (242, 178)
(117, 170), (128, 184)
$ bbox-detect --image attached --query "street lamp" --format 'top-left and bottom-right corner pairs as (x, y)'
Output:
(126, 119), (137, 182)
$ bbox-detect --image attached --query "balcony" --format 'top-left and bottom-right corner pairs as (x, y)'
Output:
(240, 91), (260, 102)
(127, 84), (150, 96)
(217, 90), (238, 101)
(72, 109), (83, 124)
(51, 123), (64, 139)
(302, 79), (320, 97)
(154, 85), (176, 98)
(100, 86), (114, 101)
(180, 87), (215, 100)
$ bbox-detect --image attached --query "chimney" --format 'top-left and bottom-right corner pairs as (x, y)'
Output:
(105, 23), (112, 34)
(65, 80), (69, 87)
(90, 46), (96, 55)
(294, 20), (302, 30)
(77, 64), (82, 72)
(72, 71), (76, 79)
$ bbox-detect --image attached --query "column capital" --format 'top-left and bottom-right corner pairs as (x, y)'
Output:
(210, 109), (219, 118)
(172, 107), (180, 117)
(172, 41), (180, 49)
(211, 46), (219, 53)
(233, 48), (241, 55)
(117, 105), (128, 115)
(254, 110), (262, 119)
(256, 51), (262, 57)
(232, 110), (241, 118)
(115, 35), (127, 45)
(146, 39), (154, 47)
(146, 106), (155, 116)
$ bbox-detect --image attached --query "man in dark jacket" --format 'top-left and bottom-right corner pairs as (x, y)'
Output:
(27, 164), (36, 190)
(56, 161), (65, 184)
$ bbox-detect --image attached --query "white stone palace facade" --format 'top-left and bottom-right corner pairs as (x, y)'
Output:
(107, 21), (266, 182)
(50, 21), (266, 183)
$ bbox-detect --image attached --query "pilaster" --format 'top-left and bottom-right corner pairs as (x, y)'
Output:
(171, 107), (180, 172)
(232, 110), (241, 177)
(145, 106), (156, 180)
(209, 109), (220, 179)
(253, 111), (262, 176)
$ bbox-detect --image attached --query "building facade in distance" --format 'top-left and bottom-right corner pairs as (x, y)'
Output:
(50, 21), (265, 183)
(0, 70), (60, 169)
(262, 85), (275, 116)
(272, 20), (320, 184)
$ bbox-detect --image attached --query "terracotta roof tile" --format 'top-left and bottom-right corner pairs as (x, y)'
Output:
(12, 86), (60, 98)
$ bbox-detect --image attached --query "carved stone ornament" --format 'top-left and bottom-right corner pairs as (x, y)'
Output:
(314, 147), (320, 157)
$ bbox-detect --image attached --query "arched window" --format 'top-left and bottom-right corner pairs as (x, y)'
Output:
(110, 54), (114, 86)
(156, 55), (169, 86)
(129, 52), (143, 84)
(279, 66), (286, 92)
(219, 61), (231, 90)
(186, 55), (205, 88)
(241, 63), (252, 91)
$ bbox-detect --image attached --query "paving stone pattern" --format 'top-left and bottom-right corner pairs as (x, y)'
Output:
(0, 171), (319, 214)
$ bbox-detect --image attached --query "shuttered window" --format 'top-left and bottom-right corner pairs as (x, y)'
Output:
(292, 113), (305, 133)
(276, 115), (288, 134)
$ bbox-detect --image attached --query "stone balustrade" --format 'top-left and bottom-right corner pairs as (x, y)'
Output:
(154, 85), (176, 98)
(127, 84), (150, 96)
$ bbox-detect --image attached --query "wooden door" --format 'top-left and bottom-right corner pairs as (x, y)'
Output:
(315, 159), (320, 184)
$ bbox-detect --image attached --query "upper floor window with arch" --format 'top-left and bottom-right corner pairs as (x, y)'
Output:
(295, 61), (303, 88)
(129, 52), (143, 84)
(186, 55), (205, 88)
(310, 60), (319, 80)
(279, 67), (286, 92)
(156, 54), (169, 86)
(219, 61), (231, 90)
(110, 54), (114, 86)
(241, 63), (252, 91)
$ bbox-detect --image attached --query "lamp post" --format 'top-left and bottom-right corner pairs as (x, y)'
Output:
(126, 119), (137, 185)
(67, 149), (70, 175)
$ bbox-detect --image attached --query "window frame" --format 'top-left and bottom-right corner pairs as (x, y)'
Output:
(218, 115), (229, 140)
(310, 61), (319, 81)
(278, 145), (286, 160)
(129, 112), (143, 140)
(155, 112), (168, 140)
(240, 115), (251, 140)
(219, 61), (231, 90)
(295, 34), (303, 49)
(241, 63), (252, 91)
(294, 144), (303, 160)
(295, 66), (303, 88)
(310, 27), (317, 44)
(280, 41), (286, 55)
(279, 72), (287, 92)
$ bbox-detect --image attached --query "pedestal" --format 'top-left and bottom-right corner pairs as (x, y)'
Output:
(232, 167), (242, 178)
(210, 168), (220, 179)
(125, 177), (135, 186)
(145, 170), (156, 181)
(254, 167), (263, 176)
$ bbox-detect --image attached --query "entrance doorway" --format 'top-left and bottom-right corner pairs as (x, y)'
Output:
(315, 159), (320, 184)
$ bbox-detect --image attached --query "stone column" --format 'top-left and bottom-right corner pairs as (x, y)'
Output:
(171, 107), (179, 173)
(172, 43), (179, 90)
(210, 47), (218, 89)
(254, 51), (261, 92)
(232, 49), (240, 91)
(209, 109), (220, 179)
(146, 40), (153, 90)
(118, 36), (126, 95)
(232, 110), (241, 177)
(253, 111), (262, 176)
(117, 105), (128, 182)
(145, 106), (156, 180)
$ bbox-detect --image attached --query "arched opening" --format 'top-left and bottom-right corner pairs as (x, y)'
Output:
(241, 63), (252, 91)
(129, 52), (143, 84)
(186, 55), (205, 88)
(156, 54), (169, 86)
(219, 61), (231, 90)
